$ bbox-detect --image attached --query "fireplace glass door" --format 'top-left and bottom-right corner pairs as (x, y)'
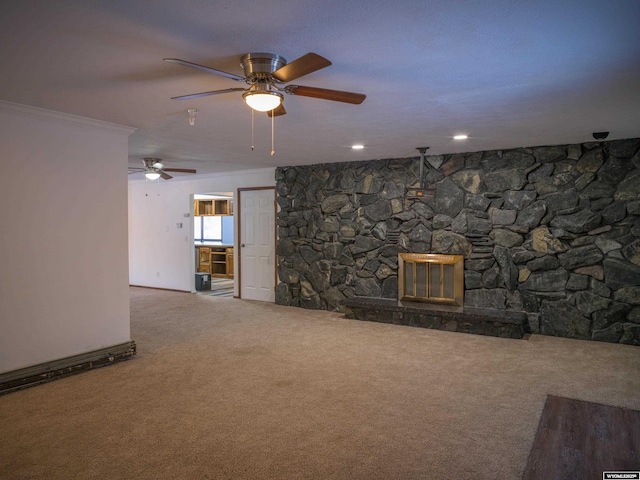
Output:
(398, 253), (464, 306)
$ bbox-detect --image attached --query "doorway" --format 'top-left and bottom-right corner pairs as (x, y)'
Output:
(193, 192), (235, 297)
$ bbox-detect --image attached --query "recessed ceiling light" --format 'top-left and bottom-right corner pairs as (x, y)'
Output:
(352, 144), (365, 150)
(453, 134), (468, 140)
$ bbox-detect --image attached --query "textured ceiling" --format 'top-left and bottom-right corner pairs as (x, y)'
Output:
(1, 0), (639, 177)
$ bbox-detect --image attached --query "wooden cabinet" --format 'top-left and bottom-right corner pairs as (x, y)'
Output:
(215, 199), (233, 215)
(210, 247), (227, 277)
(194, 199), (233, 216)
(196, 246), (234, 278)
(197, 247), (211, 273)
(226, 248), (234, 278)
(194, 199), (212, 216)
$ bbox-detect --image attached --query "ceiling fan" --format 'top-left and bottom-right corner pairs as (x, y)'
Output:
(164, 52), (366, 116)
(128, 158), (197, 180)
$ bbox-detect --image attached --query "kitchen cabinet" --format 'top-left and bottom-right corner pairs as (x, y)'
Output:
(226, 248), (234, 277)
(196, 245), (234, 278)
(197, 247), (211, 273)
(194, 199), (233, 216)
(210, 247), (227, 277)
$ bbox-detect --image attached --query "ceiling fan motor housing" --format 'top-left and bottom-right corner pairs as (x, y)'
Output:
(240, 53), (286, 83)
(142, 157), (163, 169)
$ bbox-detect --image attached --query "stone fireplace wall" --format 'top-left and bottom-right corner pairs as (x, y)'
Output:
(275, 138), (640, 345)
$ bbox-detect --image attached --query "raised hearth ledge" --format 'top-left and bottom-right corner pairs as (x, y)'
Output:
(342, 297), (526, 339)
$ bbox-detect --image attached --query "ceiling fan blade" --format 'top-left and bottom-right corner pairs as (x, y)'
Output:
(171, 88), (246, 101)
(163, 58), (245, 81)
(267, 104), (287, 117)
(272, 53), (331, 83)
(162, 168), (197, 174)
(285, 85), (366, 104)
(159, 171), (173, 180)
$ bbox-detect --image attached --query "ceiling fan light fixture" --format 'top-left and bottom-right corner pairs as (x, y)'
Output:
(145, 171), (161, 180)
(243, 91), (283, 112)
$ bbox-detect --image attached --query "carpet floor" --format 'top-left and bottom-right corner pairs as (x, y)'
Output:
(0, 287), (639, 479)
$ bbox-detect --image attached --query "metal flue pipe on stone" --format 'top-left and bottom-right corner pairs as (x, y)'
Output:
(417, 147), (429, 189)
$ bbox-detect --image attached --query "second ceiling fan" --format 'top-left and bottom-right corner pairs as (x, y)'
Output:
(164, 52), (366, 116)
(129, 158), (196, 180)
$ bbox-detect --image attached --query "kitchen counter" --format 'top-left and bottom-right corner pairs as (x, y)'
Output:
(195, 242), (234, 247)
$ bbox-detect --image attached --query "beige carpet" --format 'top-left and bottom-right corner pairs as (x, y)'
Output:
(1, 287), (639, 480)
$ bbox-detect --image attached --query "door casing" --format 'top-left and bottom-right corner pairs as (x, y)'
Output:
(237, 186), (277, 300)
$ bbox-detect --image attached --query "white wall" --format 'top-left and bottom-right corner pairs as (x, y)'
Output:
(0, 101), (135, 373)
(128, 169), (276, 294)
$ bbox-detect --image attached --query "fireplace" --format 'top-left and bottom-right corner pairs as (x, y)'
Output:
(398, 253), (464, 308)
(344, 252), (524, 338)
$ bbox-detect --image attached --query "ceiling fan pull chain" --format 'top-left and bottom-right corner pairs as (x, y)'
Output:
(271, 110), (275, 156)
(251, 109), (255, 151)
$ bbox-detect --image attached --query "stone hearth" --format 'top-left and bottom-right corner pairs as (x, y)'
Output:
(342, 297), (526, 339)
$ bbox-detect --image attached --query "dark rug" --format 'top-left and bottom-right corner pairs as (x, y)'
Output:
(523, 395), (640, 480)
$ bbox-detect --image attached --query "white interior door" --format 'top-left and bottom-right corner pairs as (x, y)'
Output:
(239, 188), (275, 301)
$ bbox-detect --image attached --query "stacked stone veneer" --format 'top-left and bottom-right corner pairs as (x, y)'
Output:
(275, 138), (640, 345)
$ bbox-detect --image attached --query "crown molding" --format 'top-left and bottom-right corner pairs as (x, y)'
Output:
(0, 100), (136, 136)
(127, 167), (276, 183)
